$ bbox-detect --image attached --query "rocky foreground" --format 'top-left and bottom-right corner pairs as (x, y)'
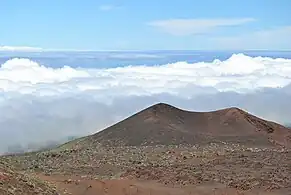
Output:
(0, 160), (58, 195)
(1, 143), (291, 194)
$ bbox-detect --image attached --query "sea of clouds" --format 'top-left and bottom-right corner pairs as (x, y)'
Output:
(1, 53), (291, 154)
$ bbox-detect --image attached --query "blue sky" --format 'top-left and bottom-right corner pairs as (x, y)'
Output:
(1, 0), (291, 50)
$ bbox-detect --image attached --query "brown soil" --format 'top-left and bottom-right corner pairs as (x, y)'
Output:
(37, 174), (286, 195)
(2, 146), (290, 195)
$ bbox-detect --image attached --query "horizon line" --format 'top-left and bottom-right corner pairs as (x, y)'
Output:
(1, 48), (291, 52)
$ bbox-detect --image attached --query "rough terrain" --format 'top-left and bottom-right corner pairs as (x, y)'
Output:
(1, 103), (291, 194)
(0, 160), (57, 195)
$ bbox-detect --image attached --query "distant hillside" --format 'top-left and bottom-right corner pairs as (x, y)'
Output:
(82, 103), (291, 147)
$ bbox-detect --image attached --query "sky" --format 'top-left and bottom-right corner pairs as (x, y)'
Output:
(1, 0), (291, 50)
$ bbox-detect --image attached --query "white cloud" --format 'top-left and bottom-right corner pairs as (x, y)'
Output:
(1, 54), (291, 95)
(1, 53), (291, 154)
(148, 18), (255, 36)
(99, 4), (121, 11)
(213, 26), (291, 50)
(0, 58), (90, 84)
(0, 46), (43, 52)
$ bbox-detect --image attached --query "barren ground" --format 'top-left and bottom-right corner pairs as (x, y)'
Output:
(2, 144), (291, 195)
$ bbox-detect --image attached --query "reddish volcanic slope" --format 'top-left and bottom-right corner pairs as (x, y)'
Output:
(91, 103), (291, 147)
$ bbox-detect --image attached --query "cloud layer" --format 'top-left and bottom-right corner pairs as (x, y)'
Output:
(1, 53), (291, 154)
(1, 54), (291, 96)
(0, 46), (43, 52)
(148, 18), (255, 36)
